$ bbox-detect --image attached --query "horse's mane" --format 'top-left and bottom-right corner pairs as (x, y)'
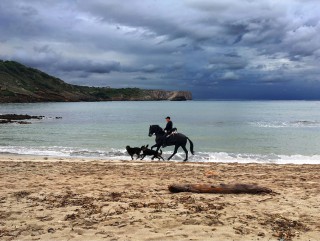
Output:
(150, 124), (164, 134)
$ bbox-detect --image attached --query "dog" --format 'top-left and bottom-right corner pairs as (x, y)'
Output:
(140, 145), (164, 161)
(126, 145), (141, 160)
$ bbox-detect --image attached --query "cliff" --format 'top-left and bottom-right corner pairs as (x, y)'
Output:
(140, 90), (192, 101)
(0, 60), (192, 103)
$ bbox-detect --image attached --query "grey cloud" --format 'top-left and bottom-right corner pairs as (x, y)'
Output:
(134, 76), (148, 81)
(219, 72), (240, 81)
(283, 24), (320, 58)
(208, 54), (248, 70)
(141, 64), (160, 73)
(1, 0), (320, 99)
(57, 60), (121, 74)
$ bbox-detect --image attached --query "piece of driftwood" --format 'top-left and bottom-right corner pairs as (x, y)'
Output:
(168, 183), (273, 194)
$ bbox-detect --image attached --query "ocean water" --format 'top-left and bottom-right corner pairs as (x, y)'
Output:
(1, 101), (320, 164)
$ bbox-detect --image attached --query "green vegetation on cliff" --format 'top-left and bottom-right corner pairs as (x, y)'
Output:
(0, 60), (192, 103)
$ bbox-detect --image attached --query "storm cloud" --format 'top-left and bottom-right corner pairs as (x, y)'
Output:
(0, 0), (320, 99)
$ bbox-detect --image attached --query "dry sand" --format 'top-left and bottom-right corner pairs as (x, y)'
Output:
(0, 154), (319, 241)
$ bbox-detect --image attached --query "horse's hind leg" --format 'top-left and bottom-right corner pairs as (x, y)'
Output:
(182, 145), (188, 162)
(168, 145), (179, 160)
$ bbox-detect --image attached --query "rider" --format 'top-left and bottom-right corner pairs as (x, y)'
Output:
(162, 116), (173, 147)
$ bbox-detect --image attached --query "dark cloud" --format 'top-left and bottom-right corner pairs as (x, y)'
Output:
(57, 60), (121, 74)
(141, 64), (160, 73)
(134, 76), (148, 81)
(208, 54), (248, 70)
(1, 0), (320, 99)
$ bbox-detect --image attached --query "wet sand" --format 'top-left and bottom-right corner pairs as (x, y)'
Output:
(0, 155), (319, 240)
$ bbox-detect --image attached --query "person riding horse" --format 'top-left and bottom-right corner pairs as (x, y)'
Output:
(164, 116), (173, 134)
(163, 116), (173, 147)
(148, 124), (194, 161)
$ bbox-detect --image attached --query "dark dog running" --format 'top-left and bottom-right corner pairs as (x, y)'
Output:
(140, 145), (164, 161)
(126, 145), (141, 160)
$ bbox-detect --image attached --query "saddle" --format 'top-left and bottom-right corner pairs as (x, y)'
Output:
(166, 128), (178, 137)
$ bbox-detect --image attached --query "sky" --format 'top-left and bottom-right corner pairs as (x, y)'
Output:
(1, 0), (320, 100)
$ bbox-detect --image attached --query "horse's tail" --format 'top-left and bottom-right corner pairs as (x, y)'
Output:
(187, 138), (194, 155)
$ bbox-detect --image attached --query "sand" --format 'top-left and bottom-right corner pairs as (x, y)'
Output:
(0, 155), (319, 241)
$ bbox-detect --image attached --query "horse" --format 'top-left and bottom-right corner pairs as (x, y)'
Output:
(148, 125), (194, 162)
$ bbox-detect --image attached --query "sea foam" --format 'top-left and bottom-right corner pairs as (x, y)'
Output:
(1, 146), (319, 164)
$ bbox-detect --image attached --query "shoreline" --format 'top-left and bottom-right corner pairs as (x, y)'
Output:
(1, 152), (320, 165)
(1, 154), (319, 240)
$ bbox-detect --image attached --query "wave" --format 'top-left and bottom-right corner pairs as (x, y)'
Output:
(0, 146), (319, 164)
(251, 120), (320, 128)
(192, 152), (320, 165)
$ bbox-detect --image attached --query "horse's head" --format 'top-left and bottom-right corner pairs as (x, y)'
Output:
(148, 125), (162, 136)
(148, 125), (154, 137)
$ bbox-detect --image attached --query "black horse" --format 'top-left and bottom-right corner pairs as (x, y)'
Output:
(148, 125), (194, 162)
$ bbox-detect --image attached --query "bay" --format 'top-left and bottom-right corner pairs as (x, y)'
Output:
(1, 101), (320, 164)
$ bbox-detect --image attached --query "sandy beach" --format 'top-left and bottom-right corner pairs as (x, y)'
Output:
(0, 155), (319, 241)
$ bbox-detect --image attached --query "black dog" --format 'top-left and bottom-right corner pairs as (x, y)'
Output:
(140, 145), (164, 161)
(126, 145), (141, 160)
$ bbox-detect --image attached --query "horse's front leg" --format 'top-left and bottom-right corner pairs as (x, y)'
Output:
(151, 144), (158, 150)
(151, 144), (161, 153)
(168, 145), (179, 160)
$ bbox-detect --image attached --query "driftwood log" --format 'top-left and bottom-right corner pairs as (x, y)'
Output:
(168, 183), (273, 194)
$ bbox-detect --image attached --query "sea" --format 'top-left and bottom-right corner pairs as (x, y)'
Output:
(1, 101), (320, 164)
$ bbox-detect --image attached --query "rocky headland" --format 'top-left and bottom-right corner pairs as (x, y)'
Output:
(0, 60), (192, 103)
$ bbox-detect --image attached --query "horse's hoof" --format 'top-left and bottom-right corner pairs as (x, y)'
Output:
(183, 159), (187, 162)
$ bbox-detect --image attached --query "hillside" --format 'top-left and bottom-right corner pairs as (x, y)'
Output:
(0, 60), (192, 103)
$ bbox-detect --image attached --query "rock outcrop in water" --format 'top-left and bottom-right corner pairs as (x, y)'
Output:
(0, 60), (192, 103)
(0, 114), (63, 124)
(0, 114), (44, 124)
